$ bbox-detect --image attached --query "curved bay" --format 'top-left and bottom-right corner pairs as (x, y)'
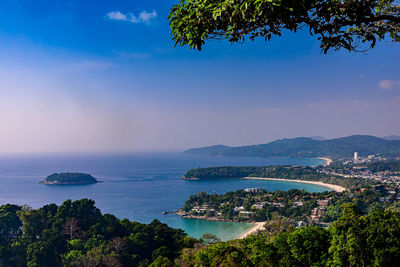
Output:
(0, 153), (328, 240)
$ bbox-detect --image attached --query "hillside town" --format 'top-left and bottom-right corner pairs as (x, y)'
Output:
(320, 153), (400, 185)
(177, 157), (400, 227)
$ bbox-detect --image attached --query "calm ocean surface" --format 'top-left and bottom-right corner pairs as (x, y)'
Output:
(0, 153), (328, 241)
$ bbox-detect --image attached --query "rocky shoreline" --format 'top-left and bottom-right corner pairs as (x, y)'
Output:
(175, 210), (256, 224)
(39, 180), (100, 185)
(175, 210), (264, 239)
(181, 177), (200, 180)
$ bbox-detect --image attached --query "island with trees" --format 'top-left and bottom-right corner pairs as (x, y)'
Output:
(40, 173), (99, 185)
(2, 162), (400, 266)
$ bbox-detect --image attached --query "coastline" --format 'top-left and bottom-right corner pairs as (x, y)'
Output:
(317, 157), (333, 166)
(39, 181), (99, 185)
(176, 213), (243, 223)
(238, 222), (266, 239)
(176, 213), (266, 240)
(242, 177), (346, 192)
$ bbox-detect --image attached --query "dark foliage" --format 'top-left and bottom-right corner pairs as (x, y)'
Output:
(169, 0), (400, 53)
(0, 199), (196, 267)
(184, 165), (375, 189)
(177, 205), (400, 266)
(42, 173), (98, 184)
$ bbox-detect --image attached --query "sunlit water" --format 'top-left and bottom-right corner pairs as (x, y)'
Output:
(0, 153), (328, 240)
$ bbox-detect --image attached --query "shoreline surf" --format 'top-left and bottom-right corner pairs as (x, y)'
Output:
(317, 157), (333, 166)
(238, 222), (266, 239)
(242, 177), (346, 192)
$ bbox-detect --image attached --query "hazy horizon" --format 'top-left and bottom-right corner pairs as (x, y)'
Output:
(0, 134), (398, 155)
(0, 0), (399, 154)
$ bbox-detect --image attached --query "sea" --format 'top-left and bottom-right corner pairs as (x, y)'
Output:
(0, 153), (329, 241)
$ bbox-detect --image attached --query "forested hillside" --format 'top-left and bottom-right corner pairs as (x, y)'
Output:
(1, 200), (400, 266)
(185, 135), (400, 158)
(184, 166), (375, 189)
(177, 204), (400, 266)
(0, 199), (195, 266)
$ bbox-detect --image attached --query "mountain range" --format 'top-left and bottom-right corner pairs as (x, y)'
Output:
(184, 135), (400, 159)
(383, 135), (400, 141)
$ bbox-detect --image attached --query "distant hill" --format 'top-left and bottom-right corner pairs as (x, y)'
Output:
(383, 135), (400, 141)
(40, 172), (98, 185)
(309, 135), (327, 141)
(184, 135), (400, 159)
(184, 144), (231, 155)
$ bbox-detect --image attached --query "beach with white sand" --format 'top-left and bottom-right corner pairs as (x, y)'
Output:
(238, 222), (266, 239)
(317, 157), (333, 166)
(242, 177), (346, 192)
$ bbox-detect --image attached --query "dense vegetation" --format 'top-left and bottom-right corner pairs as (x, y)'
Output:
(184, 165), (376, 189)
(2, 199), (400, 266)
(181, 186), (398, 223)
(41, 173), (98, 185)
(169, 0), (400, 53)
(365, 160), (400, 173)
(184, 135), (400, 158)
(177, 204), (400, 266)
(0, 199), (195, 266)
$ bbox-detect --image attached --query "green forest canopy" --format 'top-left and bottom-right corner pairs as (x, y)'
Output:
(176, 204), (400, 266)
(0, 199), (195, 266)
(168, 0), (400, 52)
(184, 166), (376, 189)
(43, 173), (98, 184)
(1, 200), (400, 266)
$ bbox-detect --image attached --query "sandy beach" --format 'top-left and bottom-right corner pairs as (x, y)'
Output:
(238, 222), (266, 239)
(243, 177), (346, 192)
(317, 157), (333, 166)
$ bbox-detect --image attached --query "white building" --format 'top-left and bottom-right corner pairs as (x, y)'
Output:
(354, 152), (358, 161)
(244, 188), (259, 193)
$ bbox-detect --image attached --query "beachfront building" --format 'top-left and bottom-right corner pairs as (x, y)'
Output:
(244, 188), (259, 193)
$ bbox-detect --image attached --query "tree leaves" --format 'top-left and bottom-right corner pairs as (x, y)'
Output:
(168, 0), (400, 52)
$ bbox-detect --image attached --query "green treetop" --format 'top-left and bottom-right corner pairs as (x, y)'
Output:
(169, 0), (400, 53)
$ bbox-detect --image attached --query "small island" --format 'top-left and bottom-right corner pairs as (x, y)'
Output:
(40, 172), (99, 185)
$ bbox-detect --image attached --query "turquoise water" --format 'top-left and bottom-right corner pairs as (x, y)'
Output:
(0, 153), (328, 241)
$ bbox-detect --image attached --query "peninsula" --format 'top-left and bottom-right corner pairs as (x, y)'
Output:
(182, 165), (375, 189)
(178, 182), (400, 226)
(40, 172), (99, 185)
(179, 160), (400, 228)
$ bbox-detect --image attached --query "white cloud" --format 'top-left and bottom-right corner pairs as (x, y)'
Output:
(138, 10), (157, 24)
(106, 10), (157, 25)
(106, 11), (127, 21)
(379, 80), (400, 90)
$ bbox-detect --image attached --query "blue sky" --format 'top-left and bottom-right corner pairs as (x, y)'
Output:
(0, 0), (399, 153)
